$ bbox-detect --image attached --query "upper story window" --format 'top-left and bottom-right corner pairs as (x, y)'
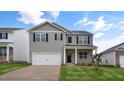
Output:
(33, 33), (48, 42)
(55, 33), (63, 41)
(79, 51), (87, 59)
(0, 33), (8, 39)
(78, 36), (90, 45)
(68, 36), (72, 43)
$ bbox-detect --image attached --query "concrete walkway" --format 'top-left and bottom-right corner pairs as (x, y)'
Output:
(0, 65), (60, 81)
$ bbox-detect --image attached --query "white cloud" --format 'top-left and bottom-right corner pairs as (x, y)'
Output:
(49, 11), (60, 19)
(94, 32), (124, 53)
(74, 16), (113, 31)
(94, 32), (104, 38)
(18, 11), (49, 25)
(86, 16), (113, 31)
(74, 17), (88, 25)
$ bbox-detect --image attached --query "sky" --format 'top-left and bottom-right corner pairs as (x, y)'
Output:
(0, 11), (124, 53)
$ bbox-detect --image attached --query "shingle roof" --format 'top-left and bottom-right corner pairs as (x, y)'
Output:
(0, 28), (22, 32)
(101, 42), (124, 54)
(71, 30), (93, 35)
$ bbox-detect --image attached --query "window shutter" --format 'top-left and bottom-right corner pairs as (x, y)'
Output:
(33, 33), (35, 42)
(88, 36), (90, 44)
(55, 33), (57, 40)
(61, 33), (63, 40)
(0, 33), (2, 39)
(6, 33), (8, 39)
(76, 36), (78, 44)
(46, 33), (48, 42)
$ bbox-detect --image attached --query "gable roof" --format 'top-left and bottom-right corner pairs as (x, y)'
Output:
(101, 42), (124, 54)
(0, 28), (22, 32)
(28, 21), (72, 33)
(71, 30), (93, 35)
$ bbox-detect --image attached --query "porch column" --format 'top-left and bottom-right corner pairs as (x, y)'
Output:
(75, 48), (77, 64)
(95, 48), (97, 54)
(7, 45), (10, 63)
(63, 47), (66, 64)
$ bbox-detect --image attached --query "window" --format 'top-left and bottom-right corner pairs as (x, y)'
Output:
(0, 33), (8, 39)
(35, 33), (46, 42)
(68, 37), (72, 43)
(55, 33), (63, 41)
(35, 33), (40, 42)
(79, 51), (87, 59)
(78, 36), (90, 45)
(0, 47), (7, 57)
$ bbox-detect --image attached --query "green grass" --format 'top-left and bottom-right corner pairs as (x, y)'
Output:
(60, 66), (124, 81)
(0, 62), (30, 75)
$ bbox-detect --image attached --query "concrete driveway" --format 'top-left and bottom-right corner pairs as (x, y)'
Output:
(0, 65), (60, 81)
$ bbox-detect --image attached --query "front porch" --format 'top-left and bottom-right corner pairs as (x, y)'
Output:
(63, 45), (97, 65)
(0, 45), (13, 63)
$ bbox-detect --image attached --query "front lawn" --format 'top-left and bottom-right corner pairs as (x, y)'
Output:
(60, 66), (124, 81)
(0, 62), (30, 75)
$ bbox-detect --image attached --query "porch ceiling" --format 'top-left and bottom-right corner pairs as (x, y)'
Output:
(64, 45), (97, 50)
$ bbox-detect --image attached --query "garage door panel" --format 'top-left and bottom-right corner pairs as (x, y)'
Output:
(32, 52), (61, 65)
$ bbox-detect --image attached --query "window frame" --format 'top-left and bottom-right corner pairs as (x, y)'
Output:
(68, 36), (72, 43)
(79, 51), (88, 59)
(35, 33), (46, 42)
(55, 33), (63, 41)
(0, 33), (8, 39)
(78, 36), (90, 45)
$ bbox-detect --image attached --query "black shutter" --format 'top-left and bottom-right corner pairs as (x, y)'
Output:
(0, 33), (2, 39)
(76, 36), (78, 44)
(88, 36), (90, 44)
(33, 33), (35, 42)
(55, 33), (57, 40)
(6, 33), (8, 39)
(46, 33), (48, 42)
(61, 33), (63, 40)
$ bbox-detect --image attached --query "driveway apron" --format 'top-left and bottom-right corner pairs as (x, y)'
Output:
(0, 65), (60, 81)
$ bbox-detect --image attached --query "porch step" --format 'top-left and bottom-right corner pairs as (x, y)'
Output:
(66, 63), (74, 66)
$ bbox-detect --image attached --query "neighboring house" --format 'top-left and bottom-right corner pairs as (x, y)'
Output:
(0, 21), (97, 65)
(29, 21), (97, 65)
(101, 42), (124, 67)
(0, 28), (29, 63)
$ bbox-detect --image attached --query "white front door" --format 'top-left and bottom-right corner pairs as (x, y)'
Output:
(119, 56), (124, 67)
(32, 52), (61, 65)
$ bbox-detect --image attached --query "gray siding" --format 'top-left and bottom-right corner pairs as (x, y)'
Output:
(31, 23), (63, 31)
(77, 49), (92, 64)
(101, 51), (115, 65)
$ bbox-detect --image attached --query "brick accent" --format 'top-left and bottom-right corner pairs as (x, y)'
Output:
(115, 51), (124, 67)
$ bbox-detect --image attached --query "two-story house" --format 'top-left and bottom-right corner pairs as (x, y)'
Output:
(0, 21), (97, 65)
(0, 28), (29, 63)
(0, 28), (18, 62)
(29, 21), (97, 65)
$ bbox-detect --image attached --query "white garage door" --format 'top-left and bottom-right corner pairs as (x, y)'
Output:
(32, 52), (61, 65)
(119, 56), (124, 67)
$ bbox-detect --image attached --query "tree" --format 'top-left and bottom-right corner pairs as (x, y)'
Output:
(92, 54), (102, 70)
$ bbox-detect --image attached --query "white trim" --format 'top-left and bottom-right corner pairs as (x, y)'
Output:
(75, 48), (77, 64)
(31, 31), (65, 33)
(64, 48), (66, 64)
(6, 45), (9, 63)
(114, 51), (116, 66)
